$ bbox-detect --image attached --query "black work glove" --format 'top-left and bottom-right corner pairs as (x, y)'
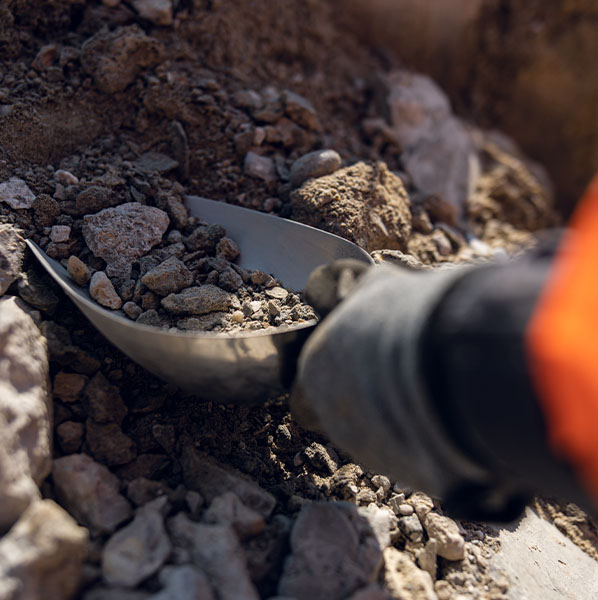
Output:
(292, 259), (492, 503)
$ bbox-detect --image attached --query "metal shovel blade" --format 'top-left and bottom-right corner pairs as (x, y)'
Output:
(27, 196), (373, 402)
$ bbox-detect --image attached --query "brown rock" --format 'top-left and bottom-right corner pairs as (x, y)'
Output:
(32, 194), (60, 228)
(80, 25), (163, 94)
(53, 372), (88, 402)
(161, 285), (232, 316)
(84, 372), (128, 425)
(383, 547), (436, 600)
(76, 186), (118, 214)
(291, 162), (411, 251)
(86, 419), (137, 466)
(423, 512), (465, 561)
(56, 421), (85, 454)
(67, 255), (91, 286)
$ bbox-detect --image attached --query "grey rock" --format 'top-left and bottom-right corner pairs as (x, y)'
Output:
(283, 90), (321, 131)
(215, 236), (240, 261)
(50, 224), (71, 242)
(86, 419), (137, 466)
(165, 196), (187, 230)
(0, 296), (51, 533)
(384, 71), (450, 150)
(278, 502), (383, 600)
(184, 224), (225, 253)
(132, 0), (173, 26)
(133, 151), (178, 175)
(84, 372), (128, 425)
(244, 152), (276, 182)
(404, 117), (478, 217)
(202, 492), (265, 540)
(423, 512), (465, 561)
(182, 446), (276, 518)
(56, 421), (85, 454)
(398, 514), (424, 543)
(0, 500), (88, 600)
(0, 177), (35, 209)
(383, 547), (436, 600)
(142, 257), (193, 296)
(161, 285), (231, 315)
(52, 453), (132, 535)
(0, 224), (25, 296)
(169, 513), (258, 600)
(90, 271), (123, 309)
(76, 186), (118, 214)
(290, 149), (341, 188)
(81, 25), (163, 94)
(137, 309), (162, 327)
(83, 202), (169, 279)
(149, 565), (215, 600)
(67, 255), (91, 286)
(218, 268), (243, 292)
(102, 499), (172, 588)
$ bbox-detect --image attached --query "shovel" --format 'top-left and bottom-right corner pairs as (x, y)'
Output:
(27, 196), (373, 402)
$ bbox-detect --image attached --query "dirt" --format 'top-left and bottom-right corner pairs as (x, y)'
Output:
(0, 1), (596, 599)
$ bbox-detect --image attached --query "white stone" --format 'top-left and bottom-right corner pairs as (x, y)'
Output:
(0, 297), (51, 532)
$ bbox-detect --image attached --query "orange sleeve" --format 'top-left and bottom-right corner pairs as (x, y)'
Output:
(526, 175), (598, 502)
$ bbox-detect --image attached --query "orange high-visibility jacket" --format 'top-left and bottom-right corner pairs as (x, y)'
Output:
(527, 176), (598, 502)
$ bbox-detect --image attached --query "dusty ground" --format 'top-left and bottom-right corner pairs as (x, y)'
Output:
(0, 1), (597, 599)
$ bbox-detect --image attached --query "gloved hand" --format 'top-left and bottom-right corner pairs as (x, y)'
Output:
(292, 259), (491, 501)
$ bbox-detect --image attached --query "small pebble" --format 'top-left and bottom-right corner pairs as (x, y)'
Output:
(289, 149), (342, 188)
(67, 255), (90, 285)
(265, 286), (288, 301)
(89, 271), (122, 310)
(398, 504), (414, 516)
(231, 310), (244, 323)
(54, 169), (79, 186)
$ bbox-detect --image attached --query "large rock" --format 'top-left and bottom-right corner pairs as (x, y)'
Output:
(80, 25), (163, 94)
(0, 499), (88, 600)
(0, 177), (35, 209)
(382, 71), (479, 217)
(169, 513), (258, 600)
(102, 498), (171, 588)
(82, 202), (169, 279)
(0, 296), (51, 533)
(278, 502), (384, 600)
(52, 454), (132, 535)
(291, 161), (411, 251)
(161, 285), (232, 316)
(0, 224), (25, 296)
